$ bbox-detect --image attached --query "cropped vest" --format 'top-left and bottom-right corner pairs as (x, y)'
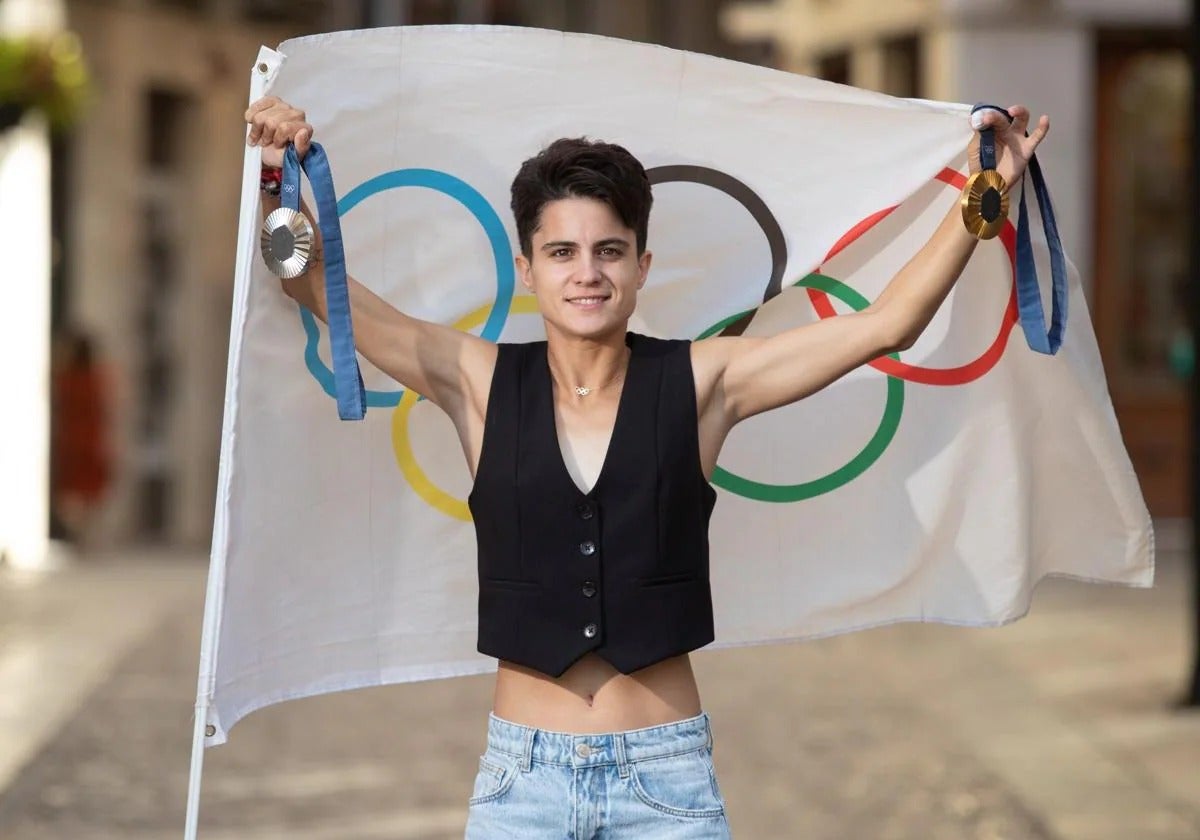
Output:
(468, 333), (718, 677)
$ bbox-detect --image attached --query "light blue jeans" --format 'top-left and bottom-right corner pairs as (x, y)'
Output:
(465, 712), (732, 839)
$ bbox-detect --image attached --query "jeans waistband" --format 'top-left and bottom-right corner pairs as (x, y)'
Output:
(485, 712), (712, 771)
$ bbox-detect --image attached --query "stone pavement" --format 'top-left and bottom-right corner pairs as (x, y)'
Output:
(0, 530), (1196, 840)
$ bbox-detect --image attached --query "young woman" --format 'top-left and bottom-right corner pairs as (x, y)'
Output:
(246, 95), (1048, 839)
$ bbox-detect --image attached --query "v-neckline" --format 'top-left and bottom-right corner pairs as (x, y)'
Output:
(544, 333), (636, 498)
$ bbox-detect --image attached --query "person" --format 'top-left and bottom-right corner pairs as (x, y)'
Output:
(245, 95), (1049, 838)
(50, 327), (112, 547)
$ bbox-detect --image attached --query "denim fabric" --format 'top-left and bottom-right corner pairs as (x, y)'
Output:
(465, 712), (731, 839)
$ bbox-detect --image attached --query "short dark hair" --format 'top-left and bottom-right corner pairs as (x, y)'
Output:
(510, 137), (653, 258)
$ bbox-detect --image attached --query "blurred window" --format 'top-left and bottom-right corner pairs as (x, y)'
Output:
(1094, 33), (1190, 516)
(149, 0), (206, 11)
(241, 0), (329, 26)
(817, 50), (849, 85)
(137, 87), (195, 538)
(1101, 49), (1190, 390)
(881, 34), (921, 98)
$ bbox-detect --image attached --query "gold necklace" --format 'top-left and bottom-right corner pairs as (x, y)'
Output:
(572, 369), (624, 397)
(552, 353), (628, 397)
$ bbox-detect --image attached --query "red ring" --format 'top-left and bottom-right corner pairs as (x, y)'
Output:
(807, 168), (1019, 386)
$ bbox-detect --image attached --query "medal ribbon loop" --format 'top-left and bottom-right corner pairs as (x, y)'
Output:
(283, 142), (366, 420)
(971, 103), (1067, 356)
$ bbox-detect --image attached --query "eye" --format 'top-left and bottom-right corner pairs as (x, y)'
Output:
(598, 247), (623, 258)
(551, 247), (572, 258)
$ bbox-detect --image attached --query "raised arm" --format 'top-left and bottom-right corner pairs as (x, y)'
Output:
(693, 105), (1050, 435)
(246, 97), (497, 425)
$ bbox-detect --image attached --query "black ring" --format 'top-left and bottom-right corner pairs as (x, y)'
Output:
(646, 165), (787, 337)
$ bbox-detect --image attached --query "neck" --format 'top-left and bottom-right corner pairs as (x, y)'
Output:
(545, 327), (629, 397)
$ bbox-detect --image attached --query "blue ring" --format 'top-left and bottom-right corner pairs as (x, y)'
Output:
(299, 169), (514, 407)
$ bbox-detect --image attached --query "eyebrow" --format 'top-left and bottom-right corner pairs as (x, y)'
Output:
(540, 238), (631, 252)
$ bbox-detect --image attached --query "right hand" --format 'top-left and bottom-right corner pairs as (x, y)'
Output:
(245, 96), (313, 168)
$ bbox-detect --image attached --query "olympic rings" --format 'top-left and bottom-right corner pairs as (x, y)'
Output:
(299, 169), (515, 407)
(806, 168), (1019, 386)
(319, 163), (1018, 515)
(699, 273), (905, 503)
(391, 295), (542, 522)
(646, 166), (787, 337)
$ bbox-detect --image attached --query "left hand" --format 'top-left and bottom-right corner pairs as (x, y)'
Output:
(967, 105), (1050, 185)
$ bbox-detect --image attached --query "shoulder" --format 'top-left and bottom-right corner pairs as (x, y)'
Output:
(688, 334), (739, 379)
(689, 336), (750, 417)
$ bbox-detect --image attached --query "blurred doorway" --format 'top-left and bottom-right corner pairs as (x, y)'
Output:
(1094, 32), (1191, 517)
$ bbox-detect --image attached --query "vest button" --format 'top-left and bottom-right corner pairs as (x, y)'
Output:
(583, 622), (598, 639)
(582, 581), (597, 598)
(579, 540), (596, 556)
(576, 502), (595, 520)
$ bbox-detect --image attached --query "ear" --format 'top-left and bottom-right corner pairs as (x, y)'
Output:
(516, 253), (534, 293)
(636, 250), (652, 290)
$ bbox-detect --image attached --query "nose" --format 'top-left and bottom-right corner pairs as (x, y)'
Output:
(575, 254), (604, 285)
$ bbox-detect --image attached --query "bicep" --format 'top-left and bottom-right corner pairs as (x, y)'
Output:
(713, 309), (894, 423)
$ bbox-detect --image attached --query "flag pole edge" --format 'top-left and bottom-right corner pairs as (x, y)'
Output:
(184, 44), (284, 840)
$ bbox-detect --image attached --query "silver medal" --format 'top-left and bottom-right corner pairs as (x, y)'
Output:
(260, 207), (315, 278)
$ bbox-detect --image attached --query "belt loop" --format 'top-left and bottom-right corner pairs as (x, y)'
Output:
(705, 716), (713, 751)
(521, 726), (535, 773)
(615, 732), (630, 779)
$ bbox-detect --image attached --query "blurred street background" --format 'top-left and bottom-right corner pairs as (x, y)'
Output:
(0, 0), (1196, 837)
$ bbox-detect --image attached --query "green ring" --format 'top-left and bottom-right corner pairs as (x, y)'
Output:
(699, 273), (905, 503)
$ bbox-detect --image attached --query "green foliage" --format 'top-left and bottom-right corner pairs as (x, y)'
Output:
(0, 33), (89, 131)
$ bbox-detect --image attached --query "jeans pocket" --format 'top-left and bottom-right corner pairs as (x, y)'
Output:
(629, 749), (726, 819)
(468, 753), (518, 806)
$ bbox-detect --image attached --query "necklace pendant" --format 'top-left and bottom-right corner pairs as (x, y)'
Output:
(575, 386), (592, 397)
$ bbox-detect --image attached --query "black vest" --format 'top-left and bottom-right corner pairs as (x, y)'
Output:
(468, 333), (718, 677)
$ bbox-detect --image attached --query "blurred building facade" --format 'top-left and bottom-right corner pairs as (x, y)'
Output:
(723, 0), (1192, 516)
(55, 0), (1190, 549)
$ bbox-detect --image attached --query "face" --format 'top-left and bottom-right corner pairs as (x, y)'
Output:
(516, 196), (652, 342)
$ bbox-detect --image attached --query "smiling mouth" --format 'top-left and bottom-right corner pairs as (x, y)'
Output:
(567, 296), (610, 305)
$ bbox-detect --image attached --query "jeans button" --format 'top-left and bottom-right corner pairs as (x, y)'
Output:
(579, 540), (596, 556)
(583, 623), (598, 639)
(575, 742), (592, 758)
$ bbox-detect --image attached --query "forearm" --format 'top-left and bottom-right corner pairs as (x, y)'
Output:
(870, 202), (980, 351)
(256, 187), (494, 410)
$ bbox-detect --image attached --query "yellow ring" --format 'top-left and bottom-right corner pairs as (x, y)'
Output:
(391, 295), (541, 521)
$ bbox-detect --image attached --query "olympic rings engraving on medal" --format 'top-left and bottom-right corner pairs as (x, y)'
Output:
(699, 273), (905, 503)
(806, 168), (1019, 386)
(299, 169), (515, 406)
(391, 295), (542, 521)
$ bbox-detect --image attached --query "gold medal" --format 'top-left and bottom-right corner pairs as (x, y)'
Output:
(960, 169), (1009, 240)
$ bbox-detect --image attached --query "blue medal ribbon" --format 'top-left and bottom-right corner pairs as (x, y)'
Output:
(282, 143), (366, 420)
(971, 103), (1067, 356)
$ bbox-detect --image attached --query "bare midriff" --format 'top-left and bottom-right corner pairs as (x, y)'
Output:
(492, 653), (702, 734)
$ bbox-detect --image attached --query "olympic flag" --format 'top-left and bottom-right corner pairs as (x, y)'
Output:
(198, 26), (1153, 749)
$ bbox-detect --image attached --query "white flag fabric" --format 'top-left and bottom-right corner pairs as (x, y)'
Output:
(200, 26), (1153, 746)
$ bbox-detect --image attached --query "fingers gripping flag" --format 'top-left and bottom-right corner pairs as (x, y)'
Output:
(201, 26), (1153, 746)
